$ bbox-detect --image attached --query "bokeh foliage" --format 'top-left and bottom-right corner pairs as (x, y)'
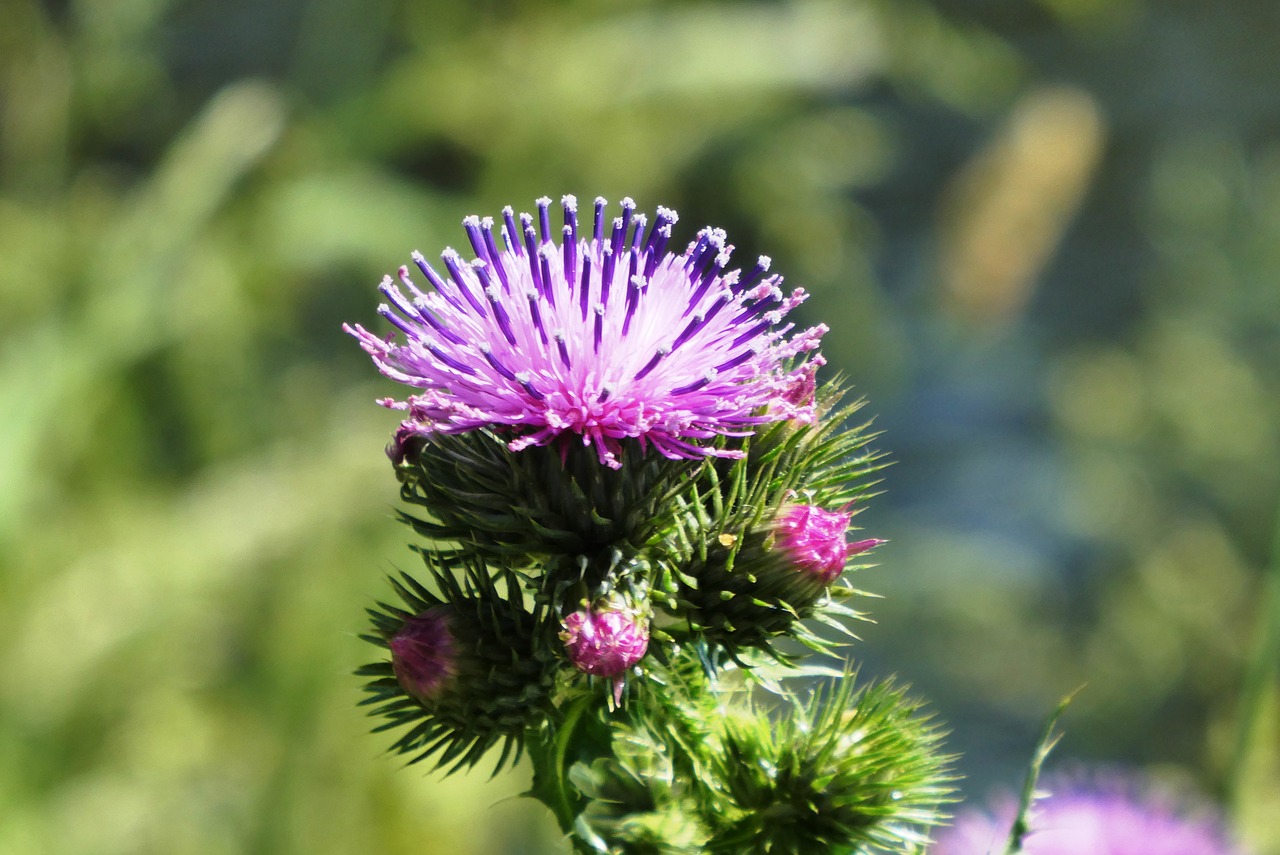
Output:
(1, 0), (1277, 853)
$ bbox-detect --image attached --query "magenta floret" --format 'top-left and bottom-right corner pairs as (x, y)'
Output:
(561, 607), (649, 677)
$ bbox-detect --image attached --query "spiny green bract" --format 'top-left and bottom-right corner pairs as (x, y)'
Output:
(558, 648), (723, 855)
(701, 676), (956, 854)
(390, 382), (887, 670)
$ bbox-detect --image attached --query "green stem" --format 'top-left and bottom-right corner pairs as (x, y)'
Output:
(529, 694), (593, 835)
(1226, 499), (1280, 814)
(1003, 688), (1079, 855)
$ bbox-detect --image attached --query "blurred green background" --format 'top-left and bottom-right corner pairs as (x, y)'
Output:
(2, 0), (1278, 852)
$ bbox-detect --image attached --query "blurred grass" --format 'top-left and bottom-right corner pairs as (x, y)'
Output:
(1, 0), (1278, 852)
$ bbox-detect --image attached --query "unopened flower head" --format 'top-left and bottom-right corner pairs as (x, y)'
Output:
(775, 503), (881, 585)
(935, 771), (1249, 855)
(388, 608), (457, 705)
(345, 196), (827, 468)
(561, 603), (650, 678)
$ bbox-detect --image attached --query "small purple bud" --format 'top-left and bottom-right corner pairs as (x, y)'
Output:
(389, 608), (458, 705)
(386, 421), (427, 466)
(775, 504), (874, 584)
(561, 604), (649, 705)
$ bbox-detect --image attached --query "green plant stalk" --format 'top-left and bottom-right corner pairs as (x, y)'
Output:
(1226, 498), (1280, 815)
(1003, 689), (1079, 855)
(529, 696), (593, 836)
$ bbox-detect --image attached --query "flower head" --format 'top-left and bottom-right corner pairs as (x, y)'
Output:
(561, 599), (650, 705)
(562, 603), (650, 677)
(388, 607), (457, 704)
(345, 196), (826, 468)
(935, 771), (1249, 855)
(775, 503), (880, 584)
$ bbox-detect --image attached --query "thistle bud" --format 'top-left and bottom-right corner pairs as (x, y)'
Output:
(775, 503), (881, 584)
(705, 678), (953, 853)
(360, 569), (556, 774)
(675, 502), (882, 659)
(561, 598), (650, 706)
(388, 607), (457, 704)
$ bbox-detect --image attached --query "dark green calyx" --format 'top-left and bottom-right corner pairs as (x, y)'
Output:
(394, 429), (700, 561)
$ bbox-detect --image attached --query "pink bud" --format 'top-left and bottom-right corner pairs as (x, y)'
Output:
(561, 605), (649, 705)
(780, 358), (823, 413)
(389, 608), (458, 704)
(775, 504), (877, 584)
(562, 607), (650, 677)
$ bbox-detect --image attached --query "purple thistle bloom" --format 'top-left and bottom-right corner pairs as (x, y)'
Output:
(561, 602), (650, 705)
(345, 196), (827, 469)
(775, 503), (881, 585)
(935, 771), (1250, 855)
(388, 608), (458, 705)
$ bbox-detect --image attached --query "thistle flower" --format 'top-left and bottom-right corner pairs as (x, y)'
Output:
(345, 196), (827, 469)
(561, 598), (650, 705)
(935, 771), (1250, 855)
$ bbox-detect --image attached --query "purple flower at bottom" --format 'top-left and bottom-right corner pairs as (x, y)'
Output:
(774, 503), (881, 585)
(344, 196), (826, 469)
(561, 603), (650, 705)
(388, 608), (458, 705)
(935, 771), (1250, 855)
